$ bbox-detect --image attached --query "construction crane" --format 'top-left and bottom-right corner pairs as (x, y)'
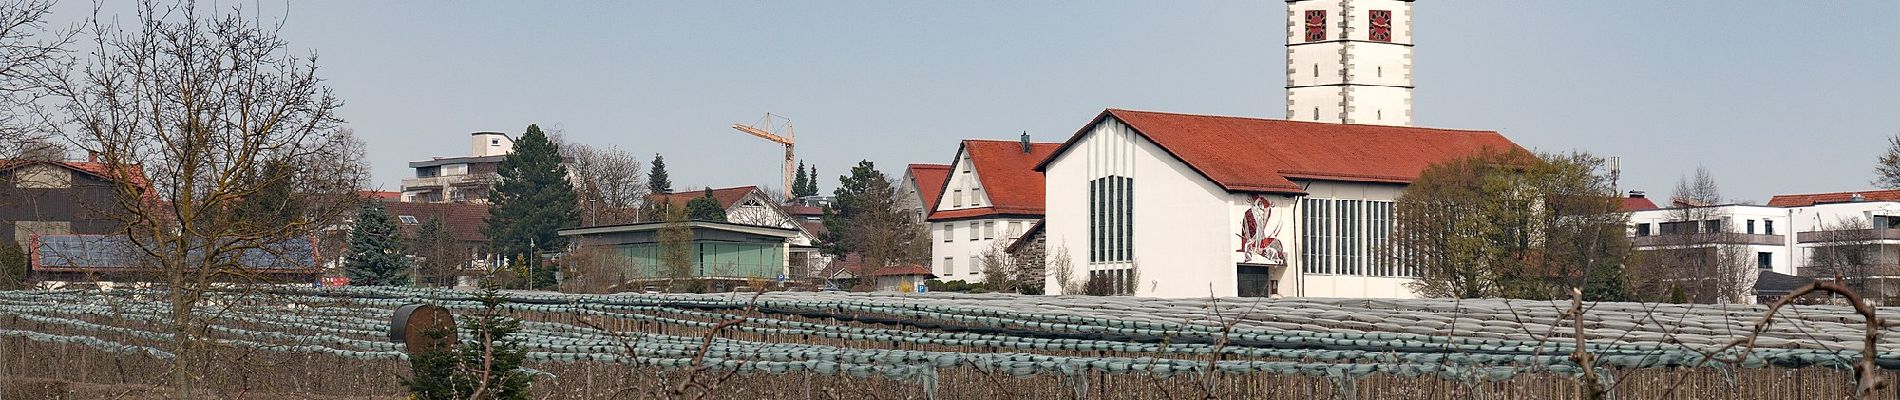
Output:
(730, 113), (796, 200)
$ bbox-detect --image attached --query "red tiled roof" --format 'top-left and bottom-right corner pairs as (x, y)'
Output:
(1766, 189), (1900, 207)
(1620, 197), (1659, 212)
(646, 186), (762, 210)
(1036, 109), (1526, 195)
(927, 141), (1059, 221)
(782, 205), (823, 216)
(907, 163), (951, 212)
(818, 253), (934, 278)
(382, 202), (491, 243)
(360, 190), (401, 201)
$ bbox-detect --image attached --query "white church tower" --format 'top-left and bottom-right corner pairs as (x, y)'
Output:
(1286, 0), (1413, 126)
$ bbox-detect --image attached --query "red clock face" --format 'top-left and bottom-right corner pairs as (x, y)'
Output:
(1304, 10), (1327, 42)
(1369, 10), (1392, 42)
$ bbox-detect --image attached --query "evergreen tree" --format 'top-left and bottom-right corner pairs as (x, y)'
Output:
(647, 153), (672, 194)
(403, 286), (533, 399)
(684, 188), (728, 222)
(345, 201), (411, 286)
(484, 124), (580, 271)
(803, 165), (819, 198)
(792, 161), (816, 198)
(0, 240), (25, 290)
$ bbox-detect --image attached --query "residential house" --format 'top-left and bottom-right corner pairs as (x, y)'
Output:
(900, 163), (950, 223)
(1036, 108), (1525, 298)
(818, 253), (935, 292)
(401, 132), (515, 203)
(1770, 189), (1900, 304)
(383, 201), (493, 287)
(927, 135), (1058, 282)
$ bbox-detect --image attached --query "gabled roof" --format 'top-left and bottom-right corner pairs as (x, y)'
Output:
(0, 160), (153, 194)
(927, 140), (1060, 221)
(906, 163), (951, 212)
(1767, 189), (1900, 207)
(818, 253), (935, 279)
(1035, 109), (1526, 195)
(1754, 270), (1812, 294)
(382, 201), (491, 243)
(647, 186), (765, 210)
(1621, 197), (1660, 212)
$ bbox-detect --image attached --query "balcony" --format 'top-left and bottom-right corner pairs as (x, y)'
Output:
(1631, 233), (1784, 247)
(400, 173), (497, 192)
(1796, 229), (1900, 244)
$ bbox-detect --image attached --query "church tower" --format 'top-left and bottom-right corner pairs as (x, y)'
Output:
(1286, 0), (1413, 126)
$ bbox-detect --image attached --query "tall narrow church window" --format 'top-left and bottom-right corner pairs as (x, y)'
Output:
(1369, 10), (1392, 42)
(1089, 176), (1132, 263)
(1313, 107), (1320, 121)
(1304, 10), (1327, 42)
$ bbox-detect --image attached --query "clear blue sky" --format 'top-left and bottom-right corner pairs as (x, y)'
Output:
(64, 1), (1900, 202)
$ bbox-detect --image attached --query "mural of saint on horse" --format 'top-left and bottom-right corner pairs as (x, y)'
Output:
(1236, 195), (1286, 265)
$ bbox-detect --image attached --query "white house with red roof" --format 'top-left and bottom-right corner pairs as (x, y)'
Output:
(1035, 109), (1525, 298)
(926, 135), (1060, 281)
(901, 163), (950, 224)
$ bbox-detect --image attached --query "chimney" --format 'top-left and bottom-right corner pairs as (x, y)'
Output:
(1019, 131), (1030, 153)
(1627, 190), (1645, 198)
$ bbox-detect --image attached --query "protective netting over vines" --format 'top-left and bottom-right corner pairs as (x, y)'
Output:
(1, 287), (1896, 398)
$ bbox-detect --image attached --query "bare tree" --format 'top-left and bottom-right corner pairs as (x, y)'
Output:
(977, 239), (1017, 293)
(46, 2), (365, 396)
(1671, 165), (1722, 206)
(1876, 134), (1900, 189)
(1630, 168), (1755, 303)
(563, 143), (646, 226)
(1804, 216), (1898, 305)
(1046, 245), (1081, 295)
(0, 0), (73, 159)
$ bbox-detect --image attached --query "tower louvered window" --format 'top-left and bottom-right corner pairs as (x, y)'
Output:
(1369, 10), (1392, 42)
(1304, 10), (1327, 42)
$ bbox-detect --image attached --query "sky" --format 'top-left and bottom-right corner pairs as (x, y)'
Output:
(55, 1), (1900, 203)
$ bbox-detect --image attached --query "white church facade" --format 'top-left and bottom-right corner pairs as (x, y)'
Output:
(1036, 109), (1523, 298)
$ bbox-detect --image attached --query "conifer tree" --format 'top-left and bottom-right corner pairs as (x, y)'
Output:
(403, 285), (533, 399)
(792, 161), (816, 198)
(804, 165), (820, 198)
(647, 153), (672, 194)
(684, 187), (728, 222)
(484, 125), (579, 271)
(346, 201), (411, 286)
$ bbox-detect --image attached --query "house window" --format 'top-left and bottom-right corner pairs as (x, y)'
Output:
(1746, 220), (1756, 234)
(968, 257), (981, 275)
(1757, 252), (1772, 269)
(1703, 219), (1722, 234)
(942, 223), (953, 242)
(1764, 220), (1775, 235)
(983, 222), (995, 240)
(398, 215), (419, 224)
(1659, 221), (1697, 235)
(1089, 176), (1133, 263)
(1304, 10), (1327, 42)
(1635, 223), (1651, 237)
(1368, 10), (1393, 42)
(1008, 221), (1022, 239)
(971, 188), (983, 206)
(968, 222), (978, 241)
(943, 257), (954, 275)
